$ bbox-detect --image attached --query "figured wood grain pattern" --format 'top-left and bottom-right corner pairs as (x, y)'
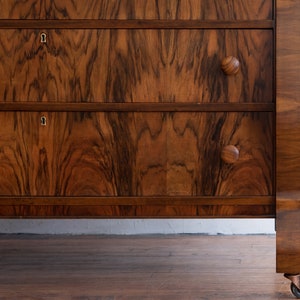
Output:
(0, 112), (273, 198)
(0, 29), (273, 103)
(0, 195), (274, 218)
(0, 102), (275, 112)
(0, 1), (275, 219)
(0, 20), (275, 30)
(0, 196), (274, 206)
(0, 0), (273, 20)
(0, 203), (275, 218)
(276, 0), (300, 274)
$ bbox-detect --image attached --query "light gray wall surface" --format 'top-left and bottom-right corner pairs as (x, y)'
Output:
(0, 219), (275, 235)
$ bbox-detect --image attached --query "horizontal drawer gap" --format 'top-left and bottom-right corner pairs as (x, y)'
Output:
(0, 102), (275, 112)
(0, 19), (275, 29)
(0, 196), (275, 206)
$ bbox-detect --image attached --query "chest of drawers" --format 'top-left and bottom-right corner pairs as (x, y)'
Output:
(0, 0), (299, 296)
(0, 0), (275, 217)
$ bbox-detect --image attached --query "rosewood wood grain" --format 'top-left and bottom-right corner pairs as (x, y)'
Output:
(0, 1), (275, 221)
(221, 56), (240, 76)
(221, 145), (240, 164)
(0, 20), (275, 30)
(0, 102), (275, 112)
(0, 195), (274, 206)
(0, 112), (273, 198)
(0, 29), (273, 103)
(0, 0), (273, 20)
(276, 0), (300, 274)
(0, 204), (275, 218)
(0, 195), (275, 218)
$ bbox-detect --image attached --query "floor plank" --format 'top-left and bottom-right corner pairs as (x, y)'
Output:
(0, 235), (292, 299)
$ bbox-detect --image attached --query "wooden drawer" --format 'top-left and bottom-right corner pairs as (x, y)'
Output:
(0, 111), (273, 197)
(0, 29), (273, 103)
(0, 0), (273, 20)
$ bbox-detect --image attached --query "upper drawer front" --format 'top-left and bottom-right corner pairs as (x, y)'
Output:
(0, 29), (273, 103)
(0, 0), (273, 20)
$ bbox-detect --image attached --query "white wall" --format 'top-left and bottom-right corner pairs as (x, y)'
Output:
(0, 219), (275, 235)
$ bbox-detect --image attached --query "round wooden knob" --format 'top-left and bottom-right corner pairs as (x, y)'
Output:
(221, 56), (240, 75)
(221, 145), (239, 164)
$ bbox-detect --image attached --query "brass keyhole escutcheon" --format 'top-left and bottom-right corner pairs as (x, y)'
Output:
(41, 116), (47, 126)
(40, 32), (47, 43)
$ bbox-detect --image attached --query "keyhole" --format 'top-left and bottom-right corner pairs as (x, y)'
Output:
(40, 32), (47, 43)
(41, 116), (47, 126)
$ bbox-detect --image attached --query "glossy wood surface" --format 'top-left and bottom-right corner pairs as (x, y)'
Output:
(0, 112), (273, 197)
(0, 200), (275, 218)
(221, 145), (240, 164)
(221, 56), (240, 76)
(0, 1), (275, 218)
(0, 102), (275, 112)
(0, 29), (273, 103)
(0, 0), (273, 20)
(276, 0), (300, 274)
(0, 110), (274, 217)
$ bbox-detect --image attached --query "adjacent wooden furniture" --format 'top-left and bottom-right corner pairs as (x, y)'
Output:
(276, 0), (300, 296)
(0, 0), (297, 297)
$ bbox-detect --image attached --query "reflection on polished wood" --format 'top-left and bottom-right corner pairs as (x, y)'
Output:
(0, 111), (274, 217)
(0, 112), (273, 197)
(0, 234), (291, 299)
(0, 0), (275, 219)
(0, 29), (273, 104)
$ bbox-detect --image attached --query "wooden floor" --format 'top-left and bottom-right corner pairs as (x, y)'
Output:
(0, 234), (293, 299)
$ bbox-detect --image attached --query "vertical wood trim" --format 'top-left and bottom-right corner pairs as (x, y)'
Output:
(276, 0), (300, 274)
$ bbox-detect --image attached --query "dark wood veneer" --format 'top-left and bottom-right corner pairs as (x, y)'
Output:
(0, 103), (275, 112)
(0, 196), (275, 218)
(0, 0), (273, 21)
(0, 112), (273, 197)
(0, 0), (275, 218)
(0, 20), (274, 29)
(276, 0), (300, 274)
(0, 29), (273, 103)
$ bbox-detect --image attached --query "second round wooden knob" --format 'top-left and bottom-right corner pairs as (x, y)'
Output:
(221, 56), (240, 75)
(221, 145), (240, 164)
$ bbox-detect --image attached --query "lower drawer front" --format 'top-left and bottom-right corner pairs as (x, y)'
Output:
(0, 111), (273, 197)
